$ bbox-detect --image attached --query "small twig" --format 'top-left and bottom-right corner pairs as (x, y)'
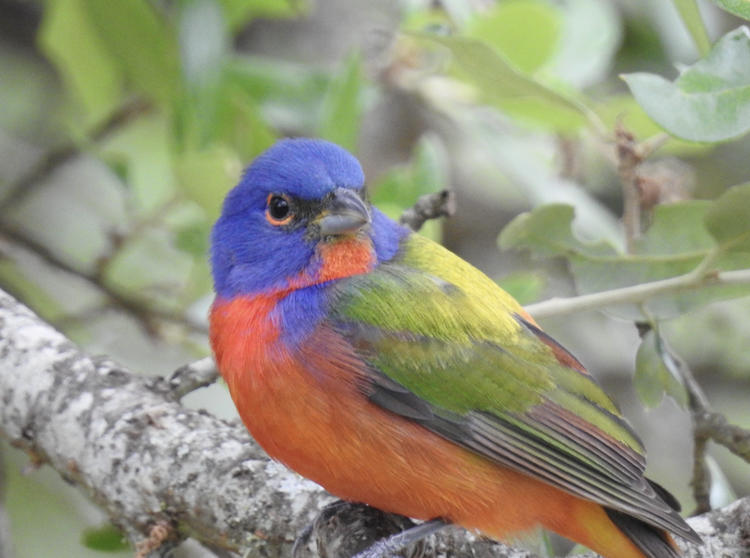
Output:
(615, 124), (641, 253)
(614, 128), (669, 254)
(660, 338), (715, 513)
(399, 190), (456, 232)
(525, 267), (750, 319)
(614, 123), (671, 254)
(154, 357), (219, 401)
(691, 433), (712, 514)
(643, 329), (750, 514)
(0, 98), (151, 213)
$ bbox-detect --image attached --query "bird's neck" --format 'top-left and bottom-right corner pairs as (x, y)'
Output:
(300, 235), (376, 287)
(210, 235), (376, 384)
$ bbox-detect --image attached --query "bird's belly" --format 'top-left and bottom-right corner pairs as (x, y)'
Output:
(222, 341), (594, 540)
(210, 299), (640, 556)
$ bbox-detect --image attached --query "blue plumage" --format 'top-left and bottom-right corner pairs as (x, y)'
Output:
(211, 138), (406, 303)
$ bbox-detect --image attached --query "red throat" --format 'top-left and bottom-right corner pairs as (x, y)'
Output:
(300, 235), (376, 286)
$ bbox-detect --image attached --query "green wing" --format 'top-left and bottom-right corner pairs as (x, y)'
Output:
(327, 233), (698, 542)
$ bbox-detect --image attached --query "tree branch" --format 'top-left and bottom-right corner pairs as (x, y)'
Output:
(615, 124), (643, 254)
(672, 346), (750, 514)
(0, 287), (330, 554)
(0, 222), (207, 336)
(0, 287), (747, 556)
(399, 190), (456, 232)
(524, 268), (750, 319)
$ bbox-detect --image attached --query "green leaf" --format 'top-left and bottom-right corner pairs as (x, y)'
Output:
(81, 523), (128, 552)
(212, 82), (277, 159)
(671, 0), (712, 56)
(498, 204), (613, 259)
(175, 220), (211, 257)
(499, 202), (750, 319)
(464, 0), (562, 74)
(38, 0), (123, 123)
(413, 33), (591, 131)
(225, 56), (329, 132)
(634, 329), (688, 408)
(84, 0), (179, 105)
(217, 0), (304, 30)
(175, 146), (242, 220)
(174, 56), (277, 156)
(545, 0), (621, 88)
(99, 114), (176, 214)
(622, 27), (750, 142)
(709, 0), (750, 21)
(704, 182), (750, 251)
(594, 95), (709, 156)
(496, 272), (546, 305)
(318, 52), (364, 152)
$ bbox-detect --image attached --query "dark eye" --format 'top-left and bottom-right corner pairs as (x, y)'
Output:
(265, 194), (293, 225)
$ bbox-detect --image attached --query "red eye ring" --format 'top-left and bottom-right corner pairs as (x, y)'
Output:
(265, 193), (294, 226)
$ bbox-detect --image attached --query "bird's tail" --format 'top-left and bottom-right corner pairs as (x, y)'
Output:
(604, 508), (681, 558)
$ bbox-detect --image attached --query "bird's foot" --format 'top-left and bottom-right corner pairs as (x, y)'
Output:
(351, 518), (447, 558)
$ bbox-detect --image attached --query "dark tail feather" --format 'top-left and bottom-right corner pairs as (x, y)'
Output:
(646, 480), (682, 512)
(605, 508), (681, 558)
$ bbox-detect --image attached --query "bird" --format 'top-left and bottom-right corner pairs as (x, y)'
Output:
(209, 138), (701, 558)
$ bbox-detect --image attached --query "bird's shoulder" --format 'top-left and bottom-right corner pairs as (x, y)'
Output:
(326, 231), (645, 458)
(330, 232), (528, 345)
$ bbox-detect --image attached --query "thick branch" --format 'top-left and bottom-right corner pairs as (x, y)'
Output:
(0, 288), (746, 557)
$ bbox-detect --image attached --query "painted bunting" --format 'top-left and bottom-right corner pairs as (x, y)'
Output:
(209, 139), (700, 558)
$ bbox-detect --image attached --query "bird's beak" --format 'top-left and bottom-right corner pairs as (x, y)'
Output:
(317, 188), (371, 236)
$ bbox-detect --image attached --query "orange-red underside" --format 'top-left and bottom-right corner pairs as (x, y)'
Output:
(211, 295), (654, 558)
(211, 238), (651, 558)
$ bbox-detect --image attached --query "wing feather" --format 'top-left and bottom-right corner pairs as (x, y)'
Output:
(325, 234), (700, 544)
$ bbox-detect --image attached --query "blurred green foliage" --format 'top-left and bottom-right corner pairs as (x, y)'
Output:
(500, 189), (750, 320)
(2, 0), (750, 556)
(623, 27), (750, 142)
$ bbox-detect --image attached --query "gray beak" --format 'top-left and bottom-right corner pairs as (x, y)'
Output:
(317, 188), (371, 236)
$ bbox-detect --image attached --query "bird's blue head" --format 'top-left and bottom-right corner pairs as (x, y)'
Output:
(210, 138), (406, 299)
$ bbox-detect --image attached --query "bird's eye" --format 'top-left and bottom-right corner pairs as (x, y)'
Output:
(265, 194), (293, 226)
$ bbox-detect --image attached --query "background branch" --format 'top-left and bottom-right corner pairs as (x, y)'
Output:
(0, 97), (151, 213)
(525, 268), (750, 319)
(673, 348), (750, 513)
(0, 223), (207, 336)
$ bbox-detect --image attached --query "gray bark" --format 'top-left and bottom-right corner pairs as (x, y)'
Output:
(0, 288), (747, 557)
